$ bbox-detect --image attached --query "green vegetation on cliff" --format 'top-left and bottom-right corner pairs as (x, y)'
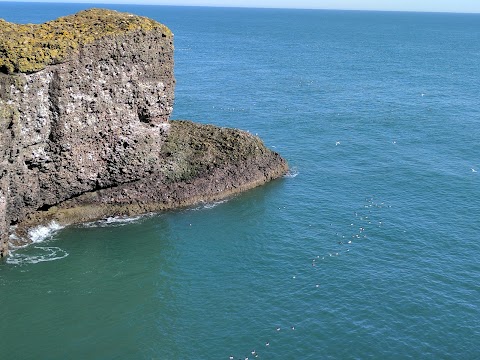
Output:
(161, 121), (267, 183)
(0, 8), (172, 74)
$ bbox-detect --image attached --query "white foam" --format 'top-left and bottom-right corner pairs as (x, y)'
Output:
(82, 215), (143, 228)
(283, 168), (299, 178)
(28, 221), (63, 243)
(203, 200), (228, 209)
(6, 246), (69, 265)
(104, 216), (142, 225)
(190, 199), (229, 211)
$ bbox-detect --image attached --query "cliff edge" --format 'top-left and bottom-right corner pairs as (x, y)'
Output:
(0, 9), (288, 257)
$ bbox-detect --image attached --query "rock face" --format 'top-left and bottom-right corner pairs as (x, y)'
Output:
(0, 9), (288, 257)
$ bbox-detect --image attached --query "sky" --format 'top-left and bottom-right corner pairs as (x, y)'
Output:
(1, 0), (480, 13)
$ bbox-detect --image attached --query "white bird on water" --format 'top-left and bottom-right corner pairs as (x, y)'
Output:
(472, 168), (477, 173)
(335, 141), (341, 146)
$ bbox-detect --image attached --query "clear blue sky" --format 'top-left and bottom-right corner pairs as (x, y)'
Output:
(2, 0), (480, 13)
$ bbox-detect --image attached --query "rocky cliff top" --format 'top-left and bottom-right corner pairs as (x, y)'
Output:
(0, 8), (172, 74)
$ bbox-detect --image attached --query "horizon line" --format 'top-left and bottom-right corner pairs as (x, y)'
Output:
(1, 0), (480, 15)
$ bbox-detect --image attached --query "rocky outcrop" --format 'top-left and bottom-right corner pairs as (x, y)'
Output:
(0, 9), (287, 257)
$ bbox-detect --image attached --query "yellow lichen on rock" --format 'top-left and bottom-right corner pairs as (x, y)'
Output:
(0, 8), (173, 74)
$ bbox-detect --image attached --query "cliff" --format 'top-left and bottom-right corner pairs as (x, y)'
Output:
(0, 9), (288, 257)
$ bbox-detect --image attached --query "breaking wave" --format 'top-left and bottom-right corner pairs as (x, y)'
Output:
(28, 222), (64, 243)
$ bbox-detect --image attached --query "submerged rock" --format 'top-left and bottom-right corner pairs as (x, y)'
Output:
(0, 9), (287, 257)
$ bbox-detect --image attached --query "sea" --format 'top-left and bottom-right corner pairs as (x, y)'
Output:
(0, 3), (479, 359)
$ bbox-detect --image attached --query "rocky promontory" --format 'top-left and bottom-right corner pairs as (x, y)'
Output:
(0, 9), (288, 257)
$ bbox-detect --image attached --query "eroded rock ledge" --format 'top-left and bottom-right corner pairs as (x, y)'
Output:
(0, 9), (288, 257)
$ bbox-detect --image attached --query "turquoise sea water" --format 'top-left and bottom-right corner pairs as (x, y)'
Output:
(1, 3), (480, 359)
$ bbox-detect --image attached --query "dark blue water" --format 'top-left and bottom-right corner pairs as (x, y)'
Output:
(1, 3), (479, 359)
